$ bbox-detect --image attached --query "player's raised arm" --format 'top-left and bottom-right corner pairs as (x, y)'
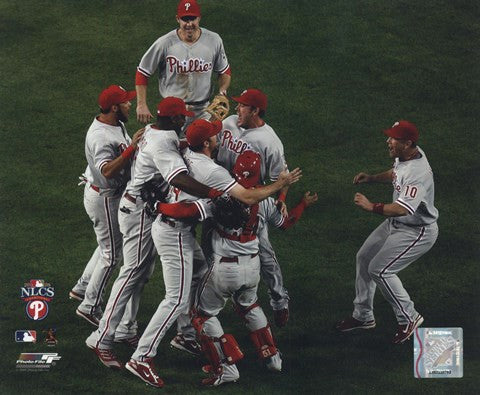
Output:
(353, 169), (393, 184)
(229, 168), (301, 205)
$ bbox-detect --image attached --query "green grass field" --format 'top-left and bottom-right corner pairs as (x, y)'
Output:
(1, 0), (479, 393)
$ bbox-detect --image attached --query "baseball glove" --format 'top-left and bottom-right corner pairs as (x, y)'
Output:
(206, 94), (230, 121)
(140, 178), (168, 218)
(212, 195), (250, 229)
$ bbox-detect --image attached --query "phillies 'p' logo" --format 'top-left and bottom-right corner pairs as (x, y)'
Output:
(20, 279), (55, 321)
(185, 2), (191, 10)
(26, 300), (49, 320)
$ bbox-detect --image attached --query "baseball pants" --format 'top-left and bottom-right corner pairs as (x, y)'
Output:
(258, 224), (290, 310)
(353, 218), (438, 325)
(71, 246), (100, 296)
(131, 219), (207, 361)
(88, 194), (156, 348)
(196, 253), (269, 378)
(78, 186), (123, 316)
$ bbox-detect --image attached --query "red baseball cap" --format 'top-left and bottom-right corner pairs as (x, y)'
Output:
(384, 120), (419, 142)
(186, 119), (222, 146)
(232, 89), (268, 111)
(98, 85), (136, 111)
(233, 150), (261, 188)
(177, 0), (201, 18)
(157, 97), (195, 117)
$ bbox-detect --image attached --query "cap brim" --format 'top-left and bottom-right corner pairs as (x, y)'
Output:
(231, 96), (244, 104)
(211, 120), (222, 134)
(125, 90), (137, 101)
(184, 110), (195, 117)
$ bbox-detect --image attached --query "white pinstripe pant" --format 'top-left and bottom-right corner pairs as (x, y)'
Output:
(78, 186), (123, 315)
(132, 218), (207, 361)
(353, 218), (438, 325)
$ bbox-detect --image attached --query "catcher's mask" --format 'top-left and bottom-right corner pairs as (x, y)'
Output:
(234, 150), (261, 188)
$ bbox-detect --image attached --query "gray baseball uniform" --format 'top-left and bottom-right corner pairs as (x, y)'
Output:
(196, 196), (284, 379)
(353, 147), (439, 325)
(216, 115), (289, 309)
(131, 148), (236, 362)
(87, 124), (185, 349)
(137, 28), (229, 126)
(77, 118), (132, 318)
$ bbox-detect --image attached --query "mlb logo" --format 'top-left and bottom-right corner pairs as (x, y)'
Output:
(29, 279), (45, 287)
(15, 330), (37, 343)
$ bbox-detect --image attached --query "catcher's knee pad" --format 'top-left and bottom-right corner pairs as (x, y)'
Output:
(191, 308), (212, 334)
(233, 302), (260, 323)
(249, 325), (277, 360)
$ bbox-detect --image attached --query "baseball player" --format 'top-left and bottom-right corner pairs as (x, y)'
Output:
(124, 120), (301, 388)
(85, 98), (233, 369)
(73, 85), (144, 327)
(154, 151), (316, 386)
(135, 0), (231, 129)
(336, 121), (439, 344)
(216, 88), (291, 326)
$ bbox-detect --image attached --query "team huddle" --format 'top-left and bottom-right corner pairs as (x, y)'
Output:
(69, 0), (438, 388)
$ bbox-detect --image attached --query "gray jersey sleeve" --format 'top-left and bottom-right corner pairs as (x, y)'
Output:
(395, 172), (427, 215)
(193, 198), (213, 221)
(89, 136), (117, 173)
(265, 145), (287, 181)
(261, 197), (285, 228)
(212, 35), (229, 74)
(206, 166), (238, 193)
(152, 134), (188, 184)
(137, 34), (168, 78)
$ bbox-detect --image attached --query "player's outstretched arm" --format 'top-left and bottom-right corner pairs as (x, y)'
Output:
(230, 168), (302, 205)
(354, 192), (408, 216)
(156, 202), (201, 219)
(171, 172), (222, 200)
(354, 169), (393, 184)
(280, 191), (318, 230)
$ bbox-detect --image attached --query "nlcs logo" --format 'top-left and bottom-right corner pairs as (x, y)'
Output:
(20, 279), (55, 321)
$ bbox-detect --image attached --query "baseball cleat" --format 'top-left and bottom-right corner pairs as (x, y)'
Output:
(170, 334), (201, 356)
(202, 374), (238, 387)
(76, 308), (100, 327)
(265, 352), (282, 372)
(85, 341), (122, 369)
(125, 358), (164, 388)
(335, 317), (376, 332)
(392, 315), (424, 344)
(69, 290), (85, 301)
(273, 308), (289, 328)
(114, 335), (140, 349)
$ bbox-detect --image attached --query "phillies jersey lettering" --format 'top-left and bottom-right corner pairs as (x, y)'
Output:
(137, 29), (229, 102)
(220, 129), (253, 154)
(166, 56), (212, 74)
(391, 147), (438, 226)
(217, 115), (287, 183)
(126, 125), (187, 196)
(84, 118), (132, 195)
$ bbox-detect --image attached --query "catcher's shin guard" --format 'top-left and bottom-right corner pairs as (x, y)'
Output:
(219, 334), (244, 365)
(199, 333), (244, 373)
(249, 325), (277, 360)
